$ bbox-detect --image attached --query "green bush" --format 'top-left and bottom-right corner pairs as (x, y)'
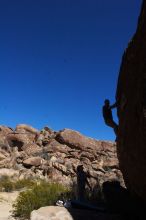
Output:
(14, 179), (35, 190)
(0, 176), (36, 192)
(0, 176), (14, 192)
(12, 182), (70, 220)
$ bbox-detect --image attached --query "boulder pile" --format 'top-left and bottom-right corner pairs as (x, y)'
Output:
(0, 124), (124, 189)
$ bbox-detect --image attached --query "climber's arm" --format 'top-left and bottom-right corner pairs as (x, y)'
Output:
(110, 101), (118, 109)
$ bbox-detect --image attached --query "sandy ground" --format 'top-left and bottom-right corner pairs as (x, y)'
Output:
(0, 191), (19, 220)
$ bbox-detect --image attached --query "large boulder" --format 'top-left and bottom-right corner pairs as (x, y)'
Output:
(16, 124), (39, 134)
(23, 157), (44, 167)
(116, 1), (146, 200)
(0, 126), (12, 152)
(0, 126), (13, 144)
(43, 139), (69, 154)
(30, 206), (123, 220)
(22, 143), (42, 156)
(56, 129), (103, 151)
(31, 206), (73, 220)
(6, 124), (39, 150)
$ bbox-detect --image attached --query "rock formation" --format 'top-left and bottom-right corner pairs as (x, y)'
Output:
(0, 124), (124, 190)
(116, 0), (146, 200)
(31, 206), (74, 220)
(30, 206), (123, 220)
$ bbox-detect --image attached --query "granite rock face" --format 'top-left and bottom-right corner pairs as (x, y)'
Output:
(31, 206), (73, 220)
(0, 124), (124, 190)
(7, 124), (39, 150)
(116, 0), (146, 200)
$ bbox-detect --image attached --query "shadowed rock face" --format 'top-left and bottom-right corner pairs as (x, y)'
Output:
(116, 0), (146, 200)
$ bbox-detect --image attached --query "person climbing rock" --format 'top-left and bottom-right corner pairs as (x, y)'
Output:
(102, 99), (118, 137)
(76, 165), (91, 201)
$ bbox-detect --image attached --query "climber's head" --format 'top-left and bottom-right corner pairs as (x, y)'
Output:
(104, 99), (110, 106)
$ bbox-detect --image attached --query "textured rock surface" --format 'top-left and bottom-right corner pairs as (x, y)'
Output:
(0, 126), (13, 144)
(31, 206), (73, 220)
(116, 0), (146, 200)
(30, 206), (124, 220)
(22, 143), (41, 156)
(6, 124), (39, 150)
(0, 124), (124, 189)
(23, 157), (44, 167)
(56, 129), (101, 150)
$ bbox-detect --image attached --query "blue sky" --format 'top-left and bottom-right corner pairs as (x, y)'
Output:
(0, 0), (142, 140)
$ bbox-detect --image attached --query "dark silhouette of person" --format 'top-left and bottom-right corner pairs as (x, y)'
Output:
(76, 165), (91, 201)
(102, 99), (118, 136)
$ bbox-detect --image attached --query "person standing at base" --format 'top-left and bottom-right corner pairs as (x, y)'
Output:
(102, 99), (118, 137)
(76, 165), (91, 201)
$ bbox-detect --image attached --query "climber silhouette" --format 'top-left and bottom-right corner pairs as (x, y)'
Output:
(102, 99), (118, 137)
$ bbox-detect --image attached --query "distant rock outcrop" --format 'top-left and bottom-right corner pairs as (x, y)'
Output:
(0, 124), (124, 190)
(116, 0), (146, 200)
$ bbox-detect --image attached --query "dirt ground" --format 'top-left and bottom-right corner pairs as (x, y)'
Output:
(0, 191), (19, 220)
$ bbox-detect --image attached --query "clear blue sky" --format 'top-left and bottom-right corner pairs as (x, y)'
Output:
(0, 0), (142, 140)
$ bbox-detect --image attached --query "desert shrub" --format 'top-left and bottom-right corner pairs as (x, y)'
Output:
(14, 179), (35, 190)
(12, 182), (70, 219)
(0, 176), (36, 192)
(0, 175), (14, 192)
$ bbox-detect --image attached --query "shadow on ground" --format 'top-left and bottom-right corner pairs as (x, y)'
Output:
(67, 181), (146, 220)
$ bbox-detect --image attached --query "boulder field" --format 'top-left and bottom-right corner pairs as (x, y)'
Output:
(0, 124), (124, 190)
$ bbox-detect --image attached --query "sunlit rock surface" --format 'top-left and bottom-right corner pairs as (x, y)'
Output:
(0, 124), (124, 189)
